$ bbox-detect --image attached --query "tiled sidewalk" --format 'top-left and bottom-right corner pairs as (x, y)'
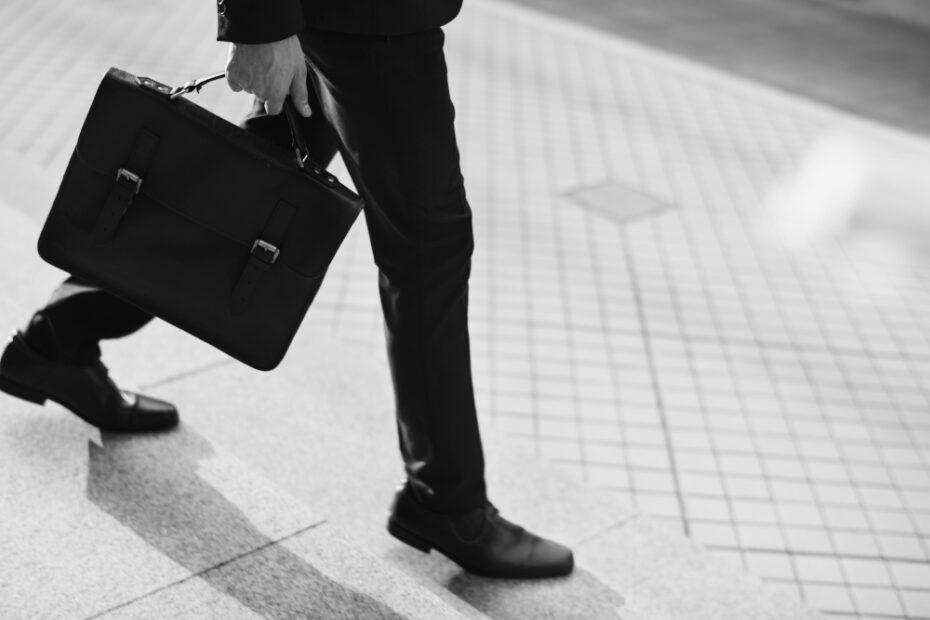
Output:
(1, 0), (928, 618)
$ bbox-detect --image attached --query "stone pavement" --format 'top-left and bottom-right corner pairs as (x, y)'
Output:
(1, 0), (929, 618)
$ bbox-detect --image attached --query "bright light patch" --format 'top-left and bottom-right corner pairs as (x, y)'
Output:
(762, 131), (868, 251)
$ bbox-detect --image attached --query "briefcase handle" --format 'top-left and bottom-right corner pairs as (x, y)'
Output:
(165, 71), (335, 180)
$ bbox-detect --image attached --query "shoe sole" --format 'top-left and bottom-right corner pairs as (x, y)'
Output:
(0, 372), (177, 434)
(387, 516), (573, 578)
(386, 517), (433, 554)
(0, 374), (48, 405)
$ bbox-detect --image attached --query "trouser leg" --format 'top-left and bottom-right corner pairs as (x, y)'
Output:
(300, 28), (487, 514)
(23, 278), (154, 363)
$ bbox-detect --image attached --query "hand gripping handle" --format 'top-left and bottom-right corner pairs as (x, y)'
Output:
(167, 70), (333, 178)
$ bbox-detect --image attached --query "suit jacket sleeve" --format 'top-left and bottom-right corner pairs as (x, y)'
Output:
(216, 0), (306, 43)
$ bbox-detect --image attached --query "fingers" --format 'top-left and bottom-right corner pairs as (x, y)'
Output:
(289, 64), (312, 118)
(225, 44), (244, 92)
(226, 37), (309, 117)
(226, 76), (244, 93)
(263, 94), (286, 116)
(225, 64), (246, 93)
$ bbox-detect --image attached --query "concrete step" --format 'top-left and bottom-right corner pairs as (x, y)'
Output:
(0, 199), (472, 620)
(0, 413), (470, 620)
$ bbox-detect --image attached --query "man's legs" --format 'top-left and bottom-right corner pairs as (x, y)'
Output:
(297, 28), (572, 577)
(0, 278), (177, 431)
(300, 28), (486, 515)
(22, 278), (154, 363)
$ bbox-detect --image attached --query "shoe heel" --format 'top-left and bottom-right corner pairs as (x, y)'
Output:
(387, 518), (433, 554)
(0, 375), (47, 406)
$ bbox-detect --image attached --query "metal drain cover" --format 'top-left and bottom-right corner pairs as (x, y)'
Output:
(565, 180), (673, 223)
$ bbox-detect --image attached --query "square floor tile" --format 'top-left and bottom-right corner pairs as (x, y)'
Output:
(894, 467), (930, 490)
(784, 527), (835, 554)
(869, 508), (917, 535)
(685, 497), (731, 521)
(627, 446), (672, 470)
(794, 555), (844, 584)
(771, 480), (816, 503)
(580, 421), (625, 444)
(719, 454), (765, 477)
(841, 558), (893, 587)
(631, 470), (677, 493)
(816, 483), (860, 506)
(745, 551), (796, 580)
(822, 506), (870, 531)
(861, 487), (906, 511)
(670, 430), (713, 451)
(538, 438), (584, 462)
(584, 442), (627, 466)
(878, 533), (927, 561)
(737, 524), (786, 551)
(779, 503), (825, 528)
(724, 475), (771, 500)
(689, 522), (739, 548)
(679, 472), (726, 497)
(803, 583), (856, 613)
(493, 415), (536, 436)
(674, 451), (719, 473)
(888, 560), (930, 589)
(904, 490), (930, 512)
(852, 586), (905, 616)
(731, 499), (779, 525)
(808, 461), (852, 484)
(901, 589), (930, 617)
(849, 463), (894, 485)
(831, 531), (881, 558)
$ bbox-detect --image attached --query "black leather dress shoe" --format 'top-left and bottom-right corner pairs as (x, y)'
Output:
(0, 332), (178, 433)
(388, 484), (574, 578)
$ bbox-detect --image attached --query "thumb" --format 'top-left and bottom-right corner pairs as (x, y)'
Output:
(289, 69), (312, 118)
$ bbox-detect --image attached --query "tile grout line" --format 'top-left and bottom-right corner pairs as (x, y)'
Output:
(704, 89), (891, 614)
(702, 544), (930, 565)
(620, 225), (691, 536)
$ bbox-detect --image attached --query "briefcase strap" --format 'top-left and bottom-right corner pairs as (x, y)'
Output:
(168, 72), (227, 100)
(93, 130), (160, 243)
(167, 69), (338, 183)
(230, 200), (297, 316)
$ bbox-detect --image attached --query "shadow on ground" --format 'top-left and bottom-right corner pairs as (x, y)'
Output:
(86, 425), (406, 620)
(383, 545), (626, 620)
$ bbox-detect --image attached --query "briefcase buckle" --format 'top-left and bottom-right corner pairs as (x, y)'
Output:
(251, 239), (280, 265)
(115, 168), (143, 195)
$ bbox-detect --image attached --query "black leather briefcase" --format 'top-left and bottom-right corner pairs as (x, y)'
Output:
(38, 68), (364, 370)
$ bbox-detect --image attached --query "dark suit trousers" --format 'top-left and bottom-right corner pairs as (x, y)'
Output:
(31, 27), (487, 514)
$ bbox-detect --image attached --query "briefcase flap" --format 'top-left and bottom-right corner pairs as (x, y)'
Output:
(65, 68), (362, 279)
